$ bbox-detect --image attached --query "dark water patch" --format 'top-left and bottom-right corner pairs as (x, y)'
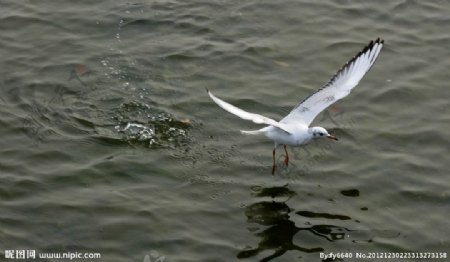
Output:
(251, 184), (296, 199)
(89, 135), (128, 147)
(165, 53), (199, 61)
(123, 17), (212, 36)
(296, 211), (351, 220)
(0, 178), (46, 201)
(242, 46), (273, 56)
(245, 201), (291, 225)
(340, 189), (360, 197)
(124, 18), (176, 28)
(72, 115), (96, 129)
(178, 13), (211, 23)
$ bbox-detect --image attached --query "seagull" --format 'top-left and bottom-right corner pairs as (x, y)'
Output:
(207, 38), (384, 174)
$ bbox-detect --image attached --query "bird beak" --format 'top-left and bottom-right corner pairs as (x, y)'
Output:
(327, 135), (338, 141)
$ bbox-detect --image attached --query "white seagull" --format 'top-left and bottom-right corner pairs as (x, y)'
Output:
(207, 38), (384, 174)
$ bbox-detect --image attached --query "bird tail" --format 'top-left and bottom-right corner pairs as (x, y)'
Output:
(240, 129), (264, 135)
(241, 126), (272, 135)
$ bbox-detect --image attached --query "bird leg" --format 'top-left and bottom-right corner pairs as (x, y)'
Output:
(283, 145), (289, 166)
(272, 148), (276, 175)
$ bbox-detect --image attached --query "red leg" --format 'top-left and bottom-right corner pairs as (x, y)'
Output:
(283, 145), (289, 166)
(272, 148), (276, 175)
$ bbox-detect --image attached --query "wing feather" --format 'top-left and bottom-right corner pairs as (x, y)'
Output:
(281, 38), (384, 126)
(207, 89), (291, 133)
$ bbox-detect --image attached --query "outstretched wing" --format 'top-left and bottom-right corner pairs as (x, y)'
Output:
(207, 89), (291, 133)
(281, 38), (384, 126)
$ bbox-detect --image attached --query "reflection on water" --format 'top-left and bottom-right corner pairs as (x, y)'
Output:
(238, 185), (398, 261)
(237, 201), (324, 261)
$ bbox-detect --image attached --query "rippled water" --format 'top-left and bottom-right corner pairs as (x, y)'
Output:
(1, 1), (449, 261)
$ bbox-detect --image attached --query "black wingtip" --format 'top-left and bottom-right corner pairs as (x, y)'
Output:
(360, 38), (383, 55)
(375, 38), (384, 44)
(205, 88), (209, 93)
(363, 38), (384, 53)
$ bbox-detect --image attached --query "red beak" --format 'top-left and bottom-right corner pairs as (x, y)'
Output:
(327, 135), (338, 141)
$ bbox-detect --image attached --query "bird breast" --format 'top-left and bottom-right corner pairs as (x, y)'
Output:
(264, 125), (311, 146)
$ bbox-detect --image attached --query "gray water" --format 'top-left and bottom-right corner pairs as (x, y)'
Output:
(1, 1), (449, 261)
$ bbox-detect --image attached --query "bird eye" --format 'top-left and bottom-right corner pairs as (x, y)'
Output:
(320, 133), (324, 136)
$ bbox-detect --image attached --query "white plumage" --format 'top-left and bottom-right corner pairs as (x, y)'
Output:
(207, 38), (384, 174)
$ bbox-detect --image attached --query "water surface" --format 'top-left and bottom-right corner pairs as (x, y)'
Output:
(0, 1), (449, 261)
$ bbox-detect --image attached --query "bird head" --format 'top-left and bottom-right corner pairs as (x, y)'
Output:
(310, 126), (338, 141)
